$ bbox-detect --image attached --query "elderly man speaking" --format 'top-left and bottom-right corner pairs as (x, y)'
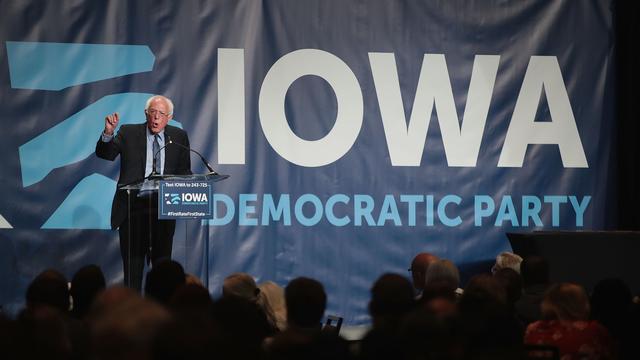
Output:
(96, 95), (192, 291)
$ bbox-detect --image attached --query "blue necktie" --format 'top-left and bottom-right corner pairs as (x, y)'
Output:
(153, 134), (161, 174)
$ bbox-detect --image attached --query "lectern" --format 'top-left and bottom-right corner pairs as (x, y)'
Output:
(118, 173), (229, 288)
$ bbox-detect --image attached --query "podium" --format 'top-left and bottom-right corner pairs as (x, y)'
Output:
(118, 172), (229, 289)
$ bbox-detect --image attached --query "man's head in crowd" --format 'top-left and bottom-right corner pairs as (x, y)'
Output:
(491, 251), (523, 274)
(26, 269), (70, 313)
(424, 259), (460, 293)
(70, 264), (106, 319)
(368, 273), (415, 328)
(541, 282), (590, 321)
(145, 260), (186, 305)
(90, 291), (171, 360)
(222, 272), (260, 302)
(285, 277), (326, 329)
(409, 252), (439, 290)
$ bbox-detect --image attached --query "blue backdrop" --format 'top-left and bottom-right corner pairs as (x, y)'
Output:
(0, 0), (616, 323)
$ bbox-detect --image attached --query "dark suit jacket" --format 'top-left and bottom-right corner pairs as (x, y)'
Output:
(96, 123), (192, 229)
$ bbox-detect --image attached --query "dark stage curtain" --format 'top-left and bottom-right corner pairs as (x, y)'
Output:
(615, 1), (640, 230)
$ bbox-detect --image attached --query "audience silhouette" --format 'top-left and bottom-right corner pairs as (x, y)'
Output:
(0, 252), (637, 359)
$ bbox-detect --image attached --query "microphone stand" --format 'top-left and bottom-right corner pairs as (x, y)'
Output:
(165, 135), (220, 177)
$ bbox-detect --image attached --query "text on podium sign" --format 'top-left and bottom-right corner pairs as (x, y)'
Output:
(159, 180), (213, 219)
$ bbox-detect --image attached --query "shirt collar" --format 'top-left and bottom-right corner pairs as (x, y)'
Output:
(146, 126), (165, 142)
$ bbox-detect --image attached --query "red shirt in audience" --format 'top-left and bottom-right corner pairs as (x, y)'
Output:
(525, 320), (613, 360)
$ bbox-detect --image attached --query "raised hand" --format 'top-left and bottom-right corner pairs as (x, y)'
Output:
(104, 112), (120, 135)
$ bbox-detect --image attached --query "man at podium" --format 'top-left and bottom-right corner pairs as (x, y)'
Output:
(96, 95), (192, 290)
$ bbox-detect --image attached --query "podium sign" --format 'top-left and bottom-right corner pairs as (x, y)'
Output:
(158, 180), (213, 219)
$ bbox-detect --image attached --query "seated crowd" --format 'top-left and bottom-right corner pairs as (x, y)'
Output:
(0, 252), (638, 360)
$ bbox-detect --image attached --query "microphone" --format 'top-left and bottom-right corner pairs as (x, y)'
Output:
(166, 135), (220, 176)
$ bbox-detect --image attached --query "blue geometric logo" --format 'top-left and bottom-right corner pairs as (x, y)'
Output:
(6, 41), (183, 229)
(165, 193), (181, 205)
(6, 42), (155, 90)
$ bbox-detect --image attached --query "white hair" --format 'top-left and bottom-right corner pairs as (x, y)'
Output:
(222, 273), (280, 330)
(259, 281), (287, 331)
(145, 95), (174, 115)
(222, 272), (258, 301)
(492, 251), (523, 274)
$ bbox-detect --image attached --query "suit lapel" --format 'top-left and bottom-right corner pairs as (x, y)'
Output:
(137, 124), (148, 176)
(164, 126), (175, 173)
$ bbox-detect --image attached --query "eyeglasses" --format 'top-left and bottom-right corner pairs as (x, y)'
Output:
(146, 108), (170, 117)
